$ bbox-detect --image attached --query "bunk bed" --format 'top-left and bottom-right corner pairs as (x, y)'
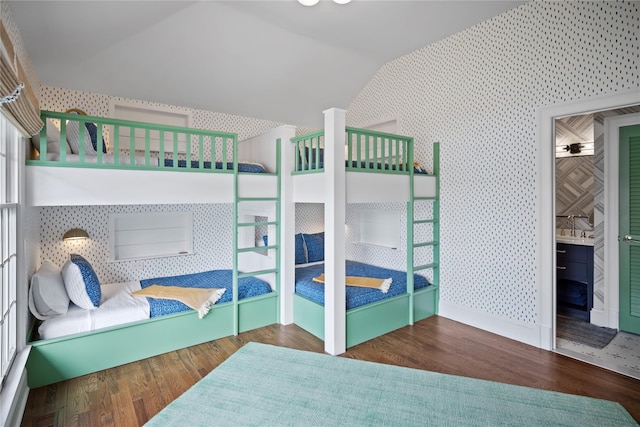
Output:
(287, 108), (440, 354)
(25, 111), (288, 387)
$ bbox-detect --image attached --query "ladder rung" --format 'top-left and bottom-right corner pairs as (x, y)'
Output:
(414, 196), (437, 201)
(238, 197), (278, 202)
(414, 219), (438, 224)
(413, 241), (438, 248)
(237, 246), (277, 253)
(237, 221), (278, 227)
(238, 268), (277, 279)
(414, 263), (438, 271)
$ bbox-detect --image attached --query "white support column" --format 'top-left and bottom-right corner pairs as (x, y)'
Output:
(277, 125), (298, 325)
(323, 108), (346, 355)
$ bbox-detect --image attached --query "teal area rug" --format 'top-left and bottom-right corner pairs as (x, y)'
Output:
(145, 342), (637, 426)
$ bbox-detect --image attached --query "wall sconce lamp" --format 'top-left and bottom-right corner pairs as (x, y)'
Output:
(63, 228), (89, 241)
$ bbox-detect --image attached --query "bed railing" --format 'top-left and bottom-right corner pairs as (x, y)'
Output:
(291, 127), (414, 175)
(27, 111), (239, 172)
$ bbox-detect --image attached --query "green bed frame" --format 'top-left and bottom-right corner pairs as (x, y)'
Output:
(26, 112), (284, 388)
(27, 293), (278, 388)
(293, 286), (438, 348)
(290, 133), (440, 349)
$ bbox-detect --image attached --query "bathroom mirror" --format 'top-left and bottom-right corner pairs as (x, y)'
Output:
(588, 212), (594, 227)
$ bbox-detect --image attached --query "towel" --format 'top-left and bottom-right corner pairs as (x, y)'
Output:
(131, 284), (226, 319)
(312, 274), (392, 293)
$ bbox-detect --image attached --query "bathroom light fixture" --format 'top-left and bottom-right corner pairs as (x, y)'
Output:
(298, 0), (351, 6)
(564, 143), (583, 154)
(555, 141), (594, 158)
(63, 228), (89, 241)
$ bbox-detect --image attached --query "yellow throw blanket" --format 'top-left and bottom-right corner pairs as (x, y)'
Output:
(131, 285), (226, 319)
(312, 274), (392, 293)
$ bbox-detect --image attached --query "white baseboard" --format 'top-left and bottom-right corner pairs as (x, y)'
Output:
(590, 307), (619, 329)
(590, 308), (607, 327)
(439, 300), (552, 350)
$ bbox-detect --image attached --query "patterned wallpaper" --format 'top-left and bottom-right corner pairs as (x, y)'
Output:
(37, 204), (233, 283)
(346, 0), (639, 324)
(9, 1), (640, 328)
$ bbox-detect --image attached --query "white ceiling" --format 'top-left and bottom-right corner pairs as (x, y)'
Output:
(9, 0), (525, 128)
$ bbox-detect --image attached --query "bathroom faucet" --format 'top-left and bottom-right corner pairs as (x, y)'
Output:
(569, 215), (576, 237)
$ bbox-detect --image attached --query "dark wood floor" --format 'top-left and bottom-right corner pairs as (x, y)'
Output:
(21, 316), (640, 426)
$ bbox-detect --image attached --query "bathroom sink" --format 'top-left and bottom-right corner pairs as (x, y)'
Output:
(556, 234), (594, 246)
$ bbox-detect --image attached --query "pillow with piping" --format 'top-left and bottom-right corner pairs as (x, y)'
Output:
(61, 254), (101, 310)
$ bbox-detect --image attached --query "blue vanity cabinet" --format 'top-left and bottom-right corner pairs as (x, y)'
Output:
(556, 243), (594, 321)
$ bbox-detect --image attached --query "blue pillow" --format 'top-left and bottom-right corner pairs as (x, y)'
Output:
(302, 232), (324, 263)
(295, 233), (307, 264)
(85, 123), (107, 153)
(61, 254), (101, 309)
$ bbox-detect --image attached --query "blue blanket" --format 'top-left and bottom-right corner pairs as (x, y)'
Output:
(295, 260), (429, 310)
(163, 160), (265, 173)
(140, 269), (272, 317)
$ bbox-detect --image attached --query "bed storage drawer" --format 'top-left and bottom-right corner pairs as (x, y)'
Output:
(238, 293), (278, 332)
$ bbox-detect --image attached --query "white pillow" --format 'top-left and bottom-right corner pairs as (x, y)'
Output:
(62, 254), (102, 310)
(28, 259), (70, 320)
(30, 119), (73, 156)
(66, 113), (96, 155)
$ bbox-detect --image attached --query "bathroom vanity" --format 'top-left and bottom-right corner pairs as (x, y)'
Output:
(556, 236), (594, 321)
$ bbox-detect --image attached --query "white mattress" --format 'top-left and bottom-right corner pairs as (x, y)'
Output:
(38, 281), (150, 340)
(44, 153), (159, 166)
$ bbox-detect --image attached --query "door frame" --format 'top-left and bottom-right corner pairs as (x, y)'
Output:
(537, 88), (640, 351)
(606, 114), (640, 331)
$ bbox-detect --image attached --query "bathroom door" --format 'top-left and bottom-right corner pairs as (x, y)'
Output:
(619, 124), (640, 335)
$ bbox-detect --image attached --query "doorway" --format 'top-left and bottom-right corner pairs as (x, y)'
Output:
(537, 88), (640, 378)
(553, 109), (640, 379)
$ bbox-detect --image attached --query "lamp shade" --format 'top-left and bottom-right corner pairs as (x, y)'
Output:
(63, 228), (89, 241)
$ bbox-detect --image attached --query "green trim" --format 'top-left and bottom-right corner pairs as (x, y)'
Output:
(238, 221), (277, 227)
(27, 304), (235, 388)
(291, 127), (418, 176)
(293, 294), (325, 340)
(238, 293), (278, 332)
(347, 295), (410, 347)
(238, 269), (277, 278)
(619, 125), (640, 334)
(233, 136), (282, 334)
(291, 140), (440, 347)
(291, 169), (325, 176)
(31, 111), (239, 173)
(292, 290), (439, 348)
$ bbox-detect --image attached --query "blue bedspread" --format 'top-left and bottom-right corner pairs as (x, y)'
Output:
(140, 269), (272, 318)
(163, 160), (265, 173)
(295, 260), (430, 310)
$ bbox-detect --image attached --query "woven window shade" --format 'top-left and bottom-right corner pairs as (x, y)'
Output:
(0, 20), (43, 136)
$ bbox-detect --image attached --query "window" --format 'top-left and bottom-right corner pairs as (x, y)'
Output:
(357, 209), (401, 249)
(109, 211), (194, 261)
(0, 114), (19, 389)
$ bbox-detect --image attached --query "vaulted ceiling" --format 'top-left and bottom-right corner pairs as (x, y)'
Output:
(9, 0), (525, 127)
